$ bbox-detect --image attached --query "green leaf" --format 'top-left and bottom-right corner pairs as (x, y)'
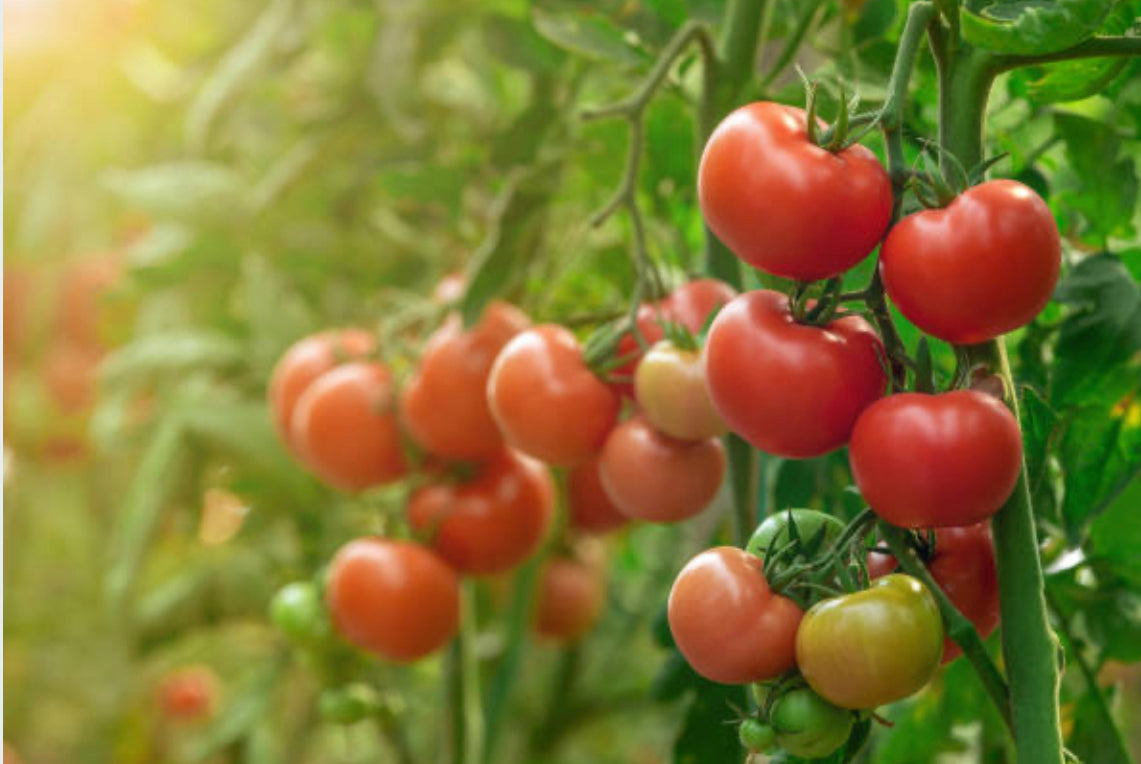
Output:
(186, 658), (286, 761)
(102, 162), (245, 224)
(531, 6), (645, 65)
(961, 0), (1113, 55)
(1054, 114), (1139, 243)
(1025, 56), (1128, 104)
(1089, 476), (1141, 586)
(1020, 386), (1063, 521)
(102, 331), (246, 385)
(672, 679), (747, 764)
(481, 13), (566, 72)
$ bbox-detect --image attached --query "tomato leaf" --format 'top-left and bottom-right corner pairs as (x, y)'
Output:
(1054, 114), (1140, 244)
(960, 0), (1114, 56)
(671, 678), (748, 764)
(481, 13), (566, 73)
(1090, 476), (1141, 587)
(531, 5), (646, 65)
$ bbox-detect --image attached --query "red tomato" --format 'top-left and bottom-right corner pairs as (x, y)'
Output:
(880, 180), (1060, 344)
(868, 523), (999, 663)
(56, 254), (122, 350)
(669, 546), (803, 684)
(698, 102), (892, 281)
(290, 362), (408, 491)
(599, 416), (725, 523)
(158, 665), (220, 721)
(268, 329), (375, 454)
(400, 302), (529, 461)
(850, 391), (1022, 528)
(326, 538), (460, 661)
(407, 449), (554, 575)
(566, 455), (629, 534)
(535, 544), (607, 641)
(42, 340), (103, 414)
(704, 290), (887, 458)
(487, 325), (620, 466)
(4, 742), (24, 764)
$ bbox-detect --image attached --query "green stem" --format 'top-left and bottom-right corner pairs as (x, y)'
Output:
(879, 522), (1013, 731)
(759, 0), (827, 92)
(460, 582), (483, 764)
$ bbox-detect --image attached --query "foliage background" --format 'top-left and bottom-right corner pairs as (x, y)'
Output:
(4, 0), (1141, 762)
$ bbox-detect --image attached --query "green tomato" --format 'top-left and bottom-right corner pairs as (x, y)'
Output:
(746, 508), (845, 559)
(738, 718), (776, 753)
(270, 581), (329, 643)
(770, 687), (853, 758)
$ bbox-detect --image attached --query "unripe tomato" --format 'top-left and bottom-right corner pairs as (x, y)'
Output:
(535, 546), (606, 641)
(738, 718), (776, 753)
(487, 325), (620, 466)
(635, 340), (726, 441)
(290, 362), (408, 492)
(668, 547), (803, 684)
(326, 538), (459, 662)
(797, 574), (943, 709)
(747, 509), (845, 559)
(268, 329), (375, 454)
(849, 390), (1022, 528)
(770, 687), (854, 759)
(158, 665), (220, 721)
(881, 180), (1060, 344)
(699, 102), (892, 281)
(704, 290), (887, 458)
(566, 455), (629, 534)
(400, 302), (529, 461)
(270, 581), (329, 644)
(407, 449), (554, 575)
(868, 523), (999, 663)
(42, 340), (102, 414)
(599, 415), (725, 523)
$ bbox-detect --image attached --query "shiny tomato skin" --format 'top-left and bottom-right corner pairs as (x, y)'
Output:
(635, 340), (727, 441)
(599, 415), (726, 523)
(268, 329), (375, 454)
(290, 362), (408, 491)
(797, 574), (943, 709)
(566, 455), (630, 534)
(880, 180), (1061, 344)
(326, 538), (460, 662)
(868, 523), (999, 663)
(669, 546), (803, 684)
(535, 546), (607, 641)
(400, 302), (529, 461)
(704, 290), (887, 458)
(487, 325), (620, 466)
(159, 665), (220, 721)
(699, 102), (892, 281)
(770, 687), (854, 759)
(407, 449), (554, 575)
(850, 390), (1022, 528)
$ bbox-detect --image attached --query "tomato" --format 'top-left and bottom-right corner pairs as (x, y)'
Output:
(4, 742), (23, 764)
(770, 687), (854, 759)
(270, 581), (329, 644)
(849, 390), (1022, 528)
(268, 329), (375, 454)
(868, 523), (999, 663)
(407, 449), (554, 575)
(400, 302), (529, 461)
(326, 538), (460, 661)
(699, 102), (892, 281)
(41, 340), (102, 414)
(487, 325), (620, 466)
(747, 509), (845, 560)
(535, 544), (606, 641)
(635, 340), (726, 441)
(566, 455), (629, 534)
(56, 254), (122, 350)
(738, 718), (776, 753)
(158, 665), (220, 721)
(599, 415), (725, 523)
(704, 290), (887, 458)
(668, 546), (803, 684)
(290, 362), (408, 491)
(611, 279), (736, 397)
(880, 180), (1061, 344)
(796, 574), (943, 709)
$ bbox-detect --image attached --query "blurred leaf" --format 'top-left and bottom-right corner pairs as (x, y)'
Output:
(672, 679), (747, 764)
(186, 658), (286, 761)
(531, 6), (646, 65)
(102, 162), (245, 224)
(1054, 115), (1139, 243)
(961, 0), (1113, 56)
(102, 331), (245, 385)
(1090, 476), (1141, 586)
(482, 13), (566, 72)
(1067, 689), (1137, 764)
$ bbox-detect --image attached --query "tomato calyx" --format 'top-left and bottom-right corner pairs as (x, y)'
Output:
(801, 78), (873, 153)
(761, 508), (878, 610)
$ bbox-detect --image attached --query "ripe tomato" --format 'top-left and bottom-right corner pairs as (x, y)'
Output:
(704, 290), (887, 458)
(326, 538), (459, 662)
(880, 180), (1061, 344)
(770, 687), (854, 759)
(268, 329), (375, 454)
(850, 390), (1022, 528)
(487, 325), (620, 466)
(747, 509), (845, 560)
(42, 340), (102, 414)
(635, 340), (726, 441)
(290, 362), (408, 492)
(407, 449), (554, 575)
(668, 546), (803, 684)
(401, 302), (529, 461)
(535, 544), (606, 641)
(566, 455), (629, 534)
(599, 415), (725, 523)
(56, 254), (122, 350)
(868, 523), (999, 663)
(796, 574), (943, 708)
(158, 665), (220, 721)
(699, 102), (892, 281)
